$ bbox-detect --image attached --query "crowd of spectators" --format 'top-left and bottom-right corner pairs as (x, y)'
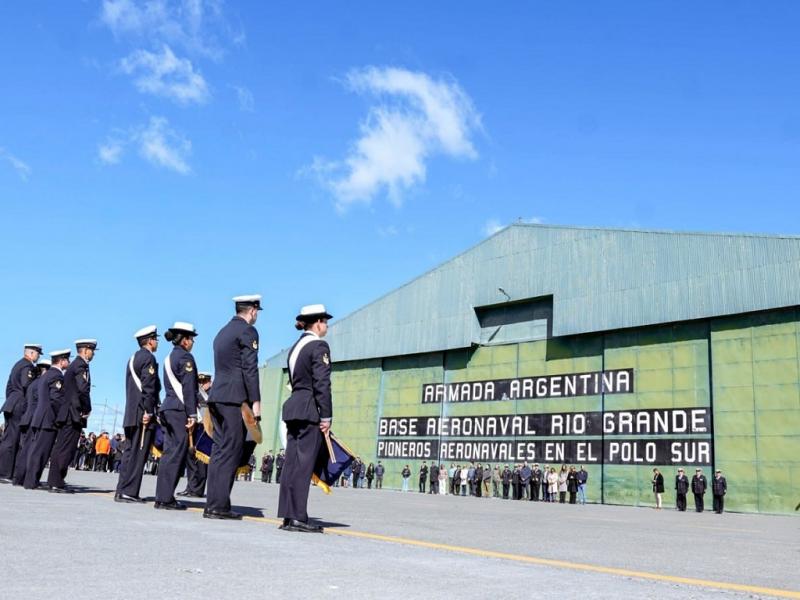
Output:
(405, 461), (590, 503)
(71, 431), (124, 473)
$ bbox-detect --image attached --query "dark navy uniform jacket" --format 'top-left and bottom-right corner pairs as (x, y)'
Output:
(281, 332), (332, 423)
(59, 357), (91, 425)
(209, 316), (260, 406)
(18, 371), (42, 427)
(161, 346), (198, 417)
(123, 348), (161, 428)
(31, 367), (67, 430)
(2, 358), (36, 415)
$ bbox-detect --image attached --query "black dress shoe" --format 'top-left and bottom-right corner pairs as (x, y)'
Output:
(278, 518), (291, 530)
(177, 490), (204, 498)
(284, 519), (323, 533)
(154, 500), (187, 510)
(31, 484), (51, 491)
(49, 486), (74, 494)
(115, 493), (145, 503)
(0, 477), (12, 484)
(203, 509), (243, 520)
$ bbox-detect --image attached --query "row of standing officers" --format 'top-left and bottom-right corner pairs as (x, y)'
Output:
(0, 296), (335, 532)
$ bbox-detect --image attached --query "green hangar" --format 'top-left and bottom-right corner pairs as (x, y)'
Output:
(259, 224), (800, 514)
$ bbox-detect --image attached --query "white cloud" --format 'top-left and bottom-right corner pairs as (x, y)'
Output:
(100, 0), (235, 60)
(483, 219), (504, 237)
(97, 140), (124, 164)
(120, 45), (209, 104)
(0, 148), (32, 181)
(232, 84), (254, 111)
(310, 66), (481, 210)
(136, 116), (192, 174)
(483, 217), (545, 237)
(377, 225), (399, 238)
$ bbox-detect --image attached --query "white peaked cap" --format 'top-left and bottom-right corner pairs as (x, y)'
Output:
(134, 325), (158, 340)
(50, 349), (71, 359)
(170, 321), (197, 334)
(38, 359), (52, 367)
(296, 304), (333, 320)
(233, 294), (262, 303)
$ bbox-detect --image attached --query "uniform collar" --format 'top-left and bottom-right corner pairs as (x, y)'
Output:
(303, 331), (320, 339)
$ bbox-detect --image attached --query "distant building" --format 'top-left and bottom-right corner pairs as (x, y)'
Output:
(260, 224), (800, 513)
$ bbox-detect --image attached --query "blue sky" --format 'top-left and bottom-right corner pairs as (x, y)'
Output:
(1, 1), (799, 431)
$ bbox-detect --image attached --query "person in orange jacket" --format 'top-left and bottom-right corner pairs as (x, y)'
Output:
(94, 432), (111, 472)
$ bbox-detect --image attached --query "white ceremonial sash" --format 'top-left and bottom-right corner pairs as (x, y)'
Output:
(128, 355), (142, 392)
(164, 354), (185, 404)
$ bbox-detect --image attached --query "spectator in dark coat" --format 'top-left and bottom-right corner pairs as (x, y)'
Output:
(567, 466), (579, 504)
(375, 461), (385, 489)
(501, 465), (512, 499)
(474, 464), (483, 498)
(576, 466), (588, 505)
(652, 468), (665, 509)
(429, 460), (439, 494)
(691, 468), (707, 512)
(712, 470), (727, 514)
(366, 463), (375, 489)
(675, 468), (689, 511)
(418, 462), (428, 493)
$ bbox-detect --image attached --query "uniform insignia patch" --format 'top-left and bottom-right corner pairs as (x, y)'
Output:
(252, 340), (258, 350)
(185, 362), (194, 372)
(148, 365), (155, 375)
(55, 381), (62, 390)
(322, 353), (330, 365)
(27, 370), (33, 378)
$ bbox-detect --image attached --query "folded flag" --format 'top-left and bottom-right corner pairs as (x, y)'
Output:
(312, 431), (355, 495)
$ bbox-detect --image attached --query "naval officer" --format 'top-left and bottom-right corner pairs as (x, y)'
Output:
(12, 359), (51, 486)
(0, 343), (42, 483)
(24, 349), (71, 490)
(48, 339), (96, 492)
(116, 325), (162, 503)
(205, 295), (262, 520)
(278, 304), (334, 533)
(178, 371), (211, 498)
(154, 322), (199, 510)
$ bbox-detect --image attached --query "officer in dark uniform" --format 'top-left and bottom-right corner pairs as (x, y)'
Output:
(154, 322), (199, 510)
(47, 339), (96, 492)
(178, 371), (211, 498)
(12, 359), (50, 486)
(115, 325), (161, 503)
(24, 349), (71, 490)
(275, 450), (285, 483)
(205, 295), (262, 520)
(278, 304), (334, 533)
(0, 343), (42, 483)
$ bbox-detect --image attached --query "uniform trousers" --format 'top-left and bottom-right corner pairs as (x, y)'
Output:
(185, 453), (208, 495)
(205, 403), (245, 513)
(12, 427), (32, 485)
(24, 428), (57, 489)
(694, 492), (705, 512)
(713, 494), (724, 513)
(676, 492), (687, 511)
(47, 423), (81, 488)
(277, 420), (322, 523)
(155, 410), (189, 503)
(418, 478), (425, 493)
(531, 481), (540, 501)
(116, 424), (154, 498)
(0, 412), (23, 478)
(275, 467), (282, 483)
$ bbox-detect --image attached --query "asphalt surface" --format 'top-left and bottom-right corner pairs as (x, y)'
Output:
(1, 470), (798, 599)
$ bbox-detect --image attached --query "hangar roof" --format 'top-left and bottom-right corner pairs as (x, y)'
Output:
(266, 224), (800, 366)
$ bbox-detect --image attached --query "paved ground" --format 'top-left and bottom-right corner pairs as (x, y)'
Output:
(1, 471), (798, 599)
